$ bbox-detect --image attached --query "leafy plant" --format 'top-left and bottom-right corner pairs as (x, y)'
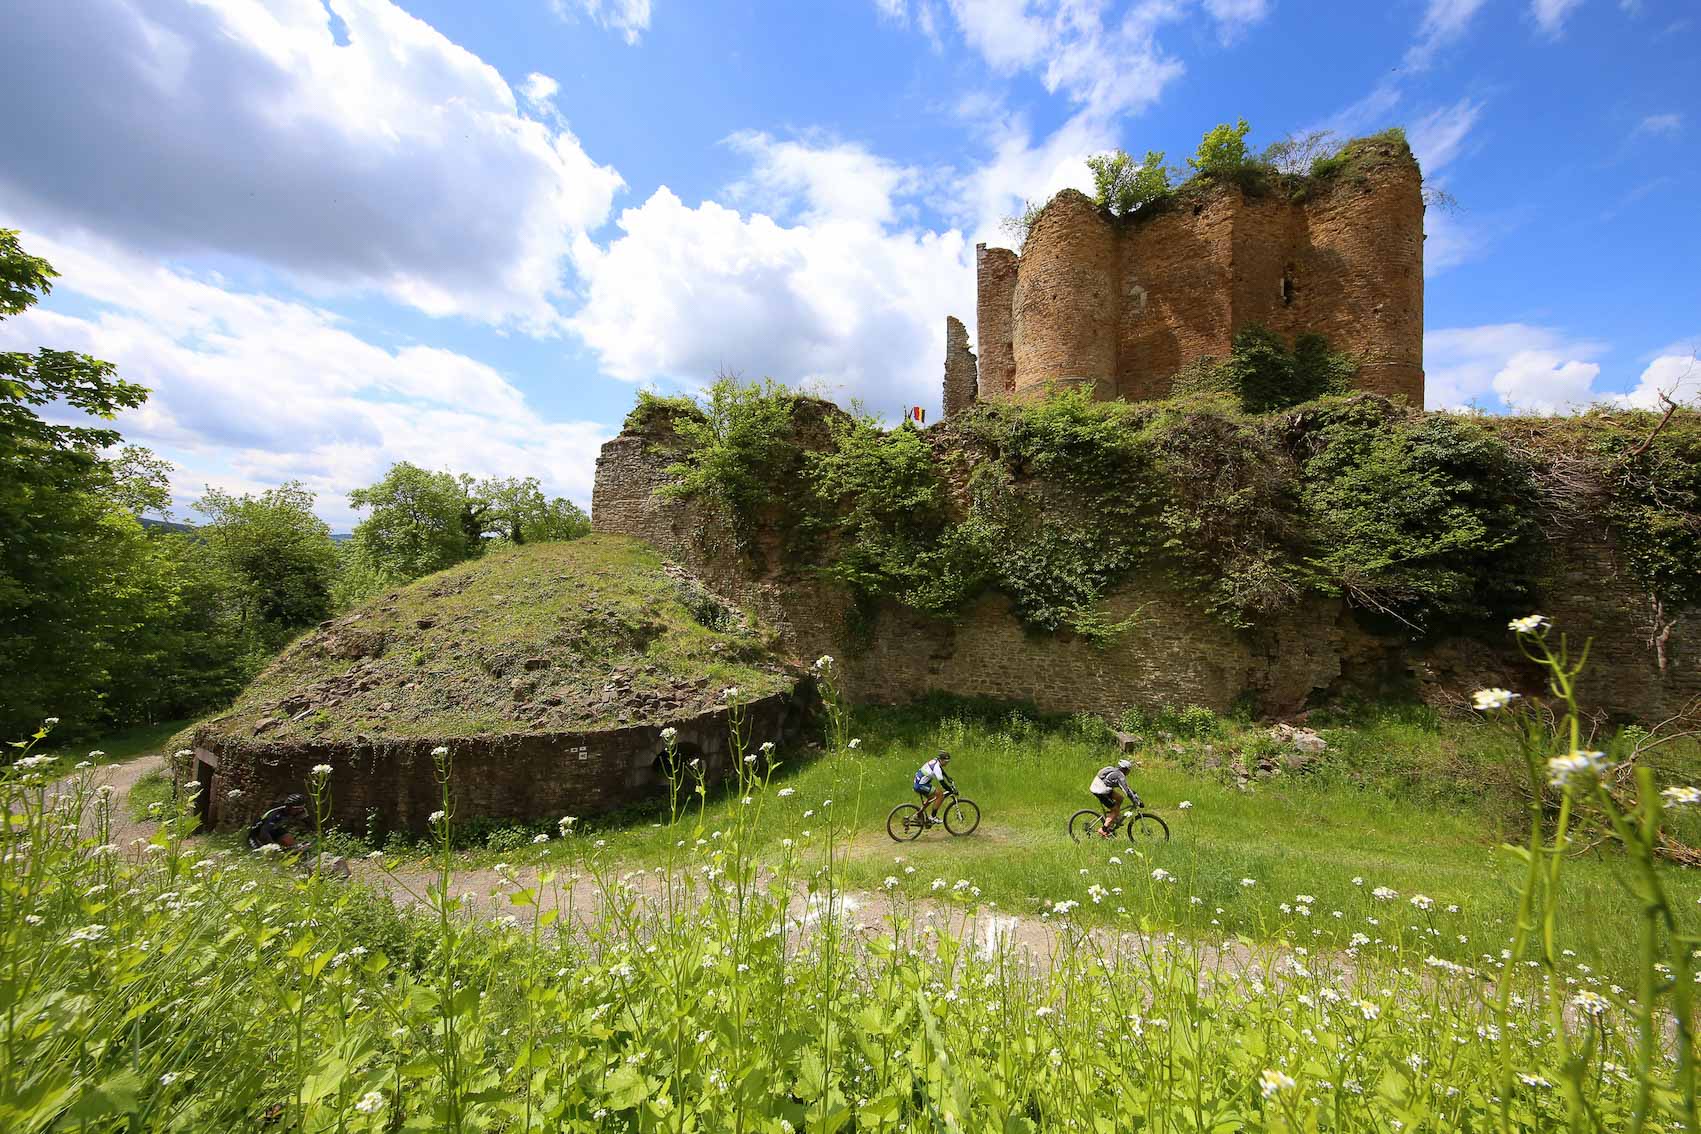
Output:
(1086, 148), (1172, 216)
(1188, 118), (1254, 178)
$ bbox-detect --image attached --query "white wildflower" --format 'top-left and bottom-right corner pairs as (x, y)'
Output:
(354, 1091), (385, 1114)
(1662, 786), (1701, 807)
(1260, 1068), (1296, 1098)
(311, 763), (333, 777)
(1548, 750), (1607, 788)
(1508, 614), (1549, 634)
(1472, 687), (1519, 711)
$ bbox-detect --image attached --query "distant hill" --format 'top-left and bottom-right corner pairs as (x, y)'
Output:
(138, 517), (352, 541)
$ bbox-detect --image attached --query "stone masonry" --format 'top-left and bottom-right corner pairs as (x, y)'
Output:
(592, 407), (1698, 726)
(949, 140), (1424, 414)
(942, 316), (978, 418)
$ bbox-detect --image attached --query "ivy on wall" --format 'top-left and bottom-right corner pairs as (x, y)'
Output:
(635, 372), (1699, 646)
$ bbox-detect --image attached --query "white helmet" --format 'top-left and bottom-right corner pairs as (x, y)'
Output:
(1117, 759), (1132, 772)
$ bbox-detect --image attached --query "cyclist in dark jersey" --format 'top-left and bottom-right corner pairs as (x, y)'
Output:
(1089, 760), (1139, 837)
(247, 794), (309, 850)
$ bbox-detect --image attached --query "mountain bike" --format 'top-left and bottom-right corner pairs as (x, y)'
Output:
(1068, 800), (1169, 843)
(887, 786), (981, 841)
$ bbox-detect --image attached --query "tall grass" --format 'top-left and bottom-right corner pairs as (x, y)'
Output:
(1, 641), (1696, 1130)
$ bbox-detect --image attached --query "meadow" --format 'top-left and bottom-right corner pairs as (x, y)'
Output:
(4, 629), (1699, 1131)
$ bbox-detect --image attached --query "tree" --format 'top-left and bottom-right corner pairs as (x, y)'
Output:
(1086, 149), (1172, 216)
(345, 464), (591, 593)
(0, 229), (155, 737)
(348, 463), (471, 581)
(1259, 130), (1340, 176)
(1188, 119), (1254, 179)
(474, 476), (590, 544)
(194, 482), (339, 639)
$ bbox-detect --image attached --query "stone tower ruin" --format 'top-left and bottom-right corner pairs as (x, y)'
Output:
(945, 139), (1425, 411)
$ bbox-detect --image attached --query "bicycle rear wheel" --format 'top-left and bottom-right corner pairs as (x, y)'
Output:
(1067, 809), (1106, 843)
(1127, 812), (1170, 843)
(887, 803), (924, 842)
(944, 798), (981, 836)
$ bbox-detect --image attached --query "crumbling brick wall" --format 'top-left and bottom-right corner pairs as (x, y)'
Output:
(187, 688), (813, 834)
(942, 316), (978, 418)
(962, 150), (1425, 409)
(593, 413), (1698, 725)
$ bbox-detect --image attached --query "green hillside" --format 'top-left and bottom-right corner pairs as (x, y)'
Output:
(194, 535), (793, 743)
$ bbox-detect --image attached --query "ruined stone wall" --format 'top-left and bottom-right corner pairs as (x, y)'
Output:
(966, 153), (1425, 408)
(974, 245), (1018, 401)
(186, 689), (813, 835)
(942, 316), (978, 418)
(1118, 194), (1239, 400)
(593, 419), (1698, 726)
(1012, 190), (1119, 401)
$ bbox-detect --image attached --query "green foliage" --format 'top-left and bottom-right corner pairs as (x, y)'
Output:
(1300, 402), (1543, 627)
(1143, 407), (1306, 625)
(1187, 118), (1253, 178)
(959, 392), (1163, 640)
(623, 388), (705, 433)
(346, 464), (588, 593)
(1606, 417), (1701, 611)
(195, 482), (340, 639)
(1259, 129), (1341, 176)
(1220, 326), (1356, 413)
(806, 418), (983, 615)
(997, 197), (1045, 245)
(0, 229), (249, 736)
(1085, 149), (1171, 216)
(349, 463), (475, 581)
(657, 377), (803, 539)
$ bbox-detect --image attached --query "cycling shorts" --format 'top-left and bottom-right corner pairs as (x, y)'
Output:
(1093, 790), (1119, 809)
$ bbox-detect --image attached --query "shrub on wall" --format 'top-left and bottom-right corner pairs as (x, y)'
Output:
(639, 377), (1634, 646)
(1297, 400), (1544, 628)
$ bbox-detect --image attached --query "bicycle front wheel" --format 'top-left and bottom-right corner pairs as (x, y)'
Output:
(887, 803), (924, 842)
(944, 798), (981, 836)
(1067, 809), (1105, 843)
(1127, 813), (1170, 843)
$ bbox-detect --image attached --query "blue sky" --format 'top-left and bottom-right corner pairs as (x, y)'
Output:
(1, 0), (1696, 529)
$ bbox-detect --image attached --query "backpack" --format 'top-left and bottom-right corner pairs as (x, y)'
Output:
(247, 807), (284, 850)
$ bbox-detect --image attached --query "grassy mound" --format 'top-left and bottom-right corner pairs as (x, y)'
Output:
(196, 535), (793, 743)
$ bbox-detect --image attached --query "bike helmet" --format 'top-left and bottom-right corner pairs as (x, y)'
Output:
(937, 751), (951, 762)
(1116, 759), (1132, 772)
(282, 792), (307, 808)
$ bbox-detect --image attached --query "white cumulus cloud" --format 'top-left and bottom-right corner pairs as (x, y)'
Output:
(570, 136), (974, 417)
(0, 233), (609, 527)
(0, 0), (623, 330)
(1424, 324), (1607, 411)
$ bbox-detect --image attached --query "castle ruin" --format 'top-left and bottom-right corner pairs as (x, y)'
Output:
(944, 139), (1425, 413)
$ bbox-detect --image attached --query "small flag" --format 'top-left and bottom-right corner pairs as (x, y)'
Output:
(910, 406), (926, 424)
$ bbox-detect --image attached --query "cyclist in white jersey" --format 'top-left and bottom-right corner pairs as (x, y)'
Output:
(1089, 759), (1139, 837)
(912, 752), (954, 827)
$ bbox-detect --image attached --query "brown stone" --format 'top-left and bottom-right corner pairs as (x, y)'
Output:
(970, 148), (1424, 409)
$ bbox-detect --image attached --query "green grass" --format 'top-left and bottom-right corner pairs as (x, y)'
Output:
(195, 535), (792, 744)
(521, 697), (1700, 986)
(127, 769), (173, 822)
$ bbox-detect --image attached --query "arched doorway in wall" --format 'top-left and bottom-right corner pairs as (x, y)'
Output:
(641, 740), (706, 795)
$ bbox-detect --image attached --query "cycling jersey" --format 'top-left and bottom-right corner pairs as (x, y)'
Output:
(914, 759), (949, 793)
(1089, 766), (1132, 799)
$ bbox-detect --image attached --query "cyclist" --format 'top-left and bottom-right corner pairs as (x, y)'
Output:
(912, 751), (954, 827)
(247, 793), (309, 851)
(1089, 759), (1140, 837)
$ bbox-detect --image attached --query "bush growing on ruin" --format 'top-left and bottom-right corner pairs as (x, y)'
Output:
(1298, 402), (1544, 628)
(1086, 148), (1173, 216)
(1188, 118), (1254, 179)
(656, 376), (804, 539)
(805, 416), (986, 615)
(1224, 326), (1356, 413)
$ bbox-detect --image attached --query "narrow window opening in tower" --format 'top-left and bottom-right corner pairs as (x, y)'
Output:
(1281, 266), (1296, 306)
